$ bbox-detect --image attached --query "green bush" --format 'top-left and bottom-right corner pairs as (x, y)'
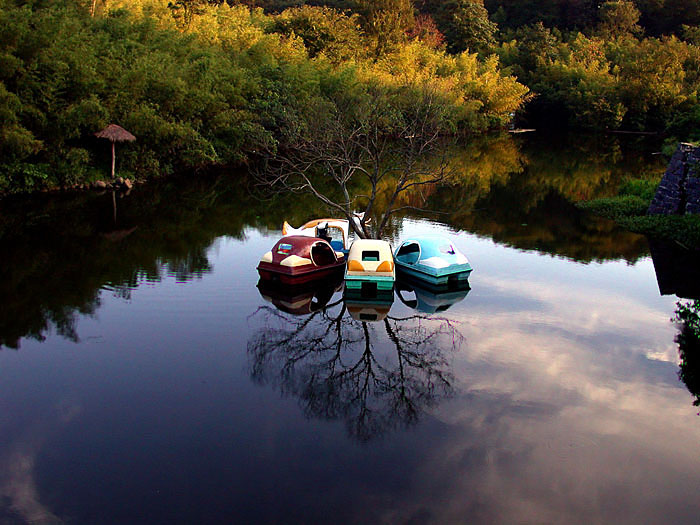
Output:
(578, 195), (650, 218)
(618, 177), (659, 200)
(0, 0), (530, 193)
(577, 176), (700, 247)
(497, 27), (700, 134)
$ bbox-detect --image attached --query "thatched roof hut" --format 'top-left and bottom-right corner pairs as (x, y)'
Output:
(95, 124), (136, 178)
(95, 124), (136, 143)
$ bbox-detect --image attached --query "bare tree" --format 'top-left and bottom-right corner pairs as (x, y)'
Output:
(246, 292), (463, 442)
(255, 84), (455, 239)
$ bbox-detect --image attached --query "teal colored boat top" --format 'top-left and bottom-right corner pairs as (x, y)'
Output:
(394, 236), (472, 277)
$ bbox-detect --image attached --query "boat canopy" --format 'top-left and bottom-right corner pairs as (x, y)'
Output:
(283, 218), (350, 250)
(395, 237), (467, 266)
(347, 239), (393, 263)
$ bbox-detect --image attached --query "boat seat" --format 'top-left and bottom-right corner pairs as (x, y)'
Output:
(396, 242), (420, 265)
(311, 243), (337, 266)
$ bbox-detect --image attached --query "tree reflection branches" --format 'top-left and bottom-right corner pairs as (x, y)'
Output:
(247, 302), (462, 442)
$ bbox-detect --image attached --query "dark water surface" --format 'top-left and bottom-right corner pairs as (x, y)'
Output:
(2, 134), (699, 524)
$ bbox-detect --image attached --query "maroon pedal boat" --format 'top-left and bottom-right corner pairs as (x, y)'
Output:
(257, 236), (346, 285)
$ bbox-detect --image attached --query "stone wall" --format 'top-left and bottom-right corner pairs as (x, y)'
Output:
(648, 143), (700, 215)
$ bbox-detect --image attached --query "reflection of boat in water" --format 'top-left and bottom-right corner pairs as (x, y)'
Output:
(248, 274), (456, 442)
(345, 239), (395, 294)
(394, 237), (472, 287)
(395, 277), (470, 314)
(344, 286), (394, 322)
(257, 277), (343, 315)
(257, 236), (345, 285)
(345, 300), (393, 322)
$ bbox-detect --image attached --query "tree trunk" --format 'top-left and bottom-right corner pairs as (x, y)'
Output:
(348, 214), (367, 239)
(111, 142), (115, 179)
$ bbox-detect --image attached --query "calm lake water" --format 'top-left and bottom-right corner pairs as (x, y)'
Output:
(1, 133), (699, 524)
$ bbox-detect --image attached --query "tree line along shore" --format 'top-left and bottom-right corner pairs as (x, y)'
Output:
(1, 0), (699, 194)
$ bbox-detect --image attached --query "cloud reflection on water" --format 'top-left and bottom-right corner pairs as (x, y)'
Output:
(1, 232), (699, 523)
(0, 399), (81, 524)
(242, 237), (700, 522)
(386, 253), (700, 524)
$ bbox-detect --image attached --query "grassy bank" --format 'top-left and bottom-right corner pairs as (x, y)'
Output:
(577, 177), (700, 247)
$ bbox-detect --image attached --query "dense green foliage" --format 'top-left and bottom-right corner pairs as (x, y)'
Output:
(497, 24), (700, 134)
(0, 0), (286, 190)
(430, 0), (497, 54)
(674, 300), (700, 408)
(0, 0), (528, 193)
(483, 0), (700, 36)
(256, 0), (700, 137)
(577, 176), (700, 246)
(227, 1), (700, 138)
(1, 0), (699, 194)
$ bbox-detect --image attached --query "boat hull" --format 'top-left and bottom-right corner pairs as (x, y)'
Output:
(344, 274), (395, 292)
(257, 260), (345, 285)
(395, 261), (472, 286)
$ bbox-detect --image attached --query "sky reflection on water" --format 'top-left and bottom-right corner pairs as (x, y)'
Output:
(1, 134), (699, 523)
(1, 226), (698, 524)
(399, 223), (696, 524)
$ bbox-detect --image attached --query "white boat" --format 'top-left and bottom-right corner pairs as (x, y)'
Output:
(282, 214), (367, 253)
(282, 218), (350, 253)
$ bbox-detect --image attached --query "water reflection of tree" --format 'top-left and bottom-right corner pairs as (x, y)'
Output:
(0, 168), (347, 349)
(1, 133), (665, 348)
(413, 134), (659, 264)
(674, 300), (700, 409)
(247, 300), (462, 442)
(0, 175), (260, 349)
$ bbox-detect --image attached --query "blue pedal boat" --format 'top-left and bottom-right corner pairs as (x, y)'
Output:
(394, 237), (472, 286)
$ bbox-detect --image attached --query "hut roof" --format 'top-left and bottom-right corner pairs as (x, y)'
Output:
(95, 124), (136, 142)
